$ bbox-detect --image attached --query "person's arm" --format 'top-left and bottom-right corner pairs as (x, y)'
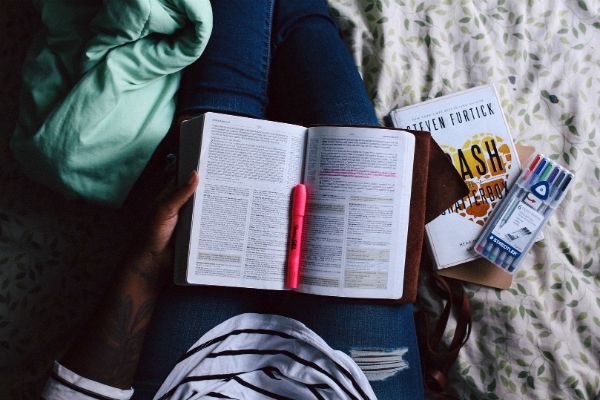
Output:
(60, 172), (199, 390)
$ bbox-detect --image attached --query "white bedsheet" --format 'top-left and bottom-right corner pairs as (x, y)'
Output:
(328, 0), (600, 398)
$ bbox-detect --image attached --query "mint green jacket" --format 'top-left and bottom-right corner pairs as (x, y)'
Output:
(11, 0), (212, 207)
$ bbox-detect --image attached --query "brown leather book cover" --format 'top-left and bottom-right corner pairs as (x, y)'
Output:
(176, 118), (468, 302)
(397, 131), (468, 303)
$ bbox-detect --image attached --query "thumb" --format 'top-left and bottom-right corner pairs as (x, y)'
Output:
(158, 171), (199, 221)
(171, 171), (199, 210)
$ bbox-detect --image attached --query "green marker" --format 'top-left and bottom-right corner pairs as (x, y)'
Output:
(539, 161), (553, 181)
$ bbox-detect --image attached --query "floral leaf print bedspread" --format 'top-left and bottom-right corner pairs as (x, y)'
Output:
(327, 0), (600, 398)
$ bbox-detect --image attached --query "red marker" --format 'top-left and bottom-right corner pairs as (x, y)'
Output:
(286, 184), (307, 289)
(523, 153), (541, 181)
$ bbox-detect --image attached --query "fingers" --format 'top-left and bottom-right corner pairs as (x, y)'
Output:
(158, 171), (199, 220)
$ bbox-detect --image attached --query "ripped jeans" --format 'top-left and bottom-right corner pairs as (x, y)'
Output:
(133, 0), (423, 398)
(134, 288), (423, 399)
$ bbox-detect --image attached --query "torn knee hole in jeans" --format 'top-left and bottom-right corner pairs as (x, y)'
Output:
(349, 348), (410, 381)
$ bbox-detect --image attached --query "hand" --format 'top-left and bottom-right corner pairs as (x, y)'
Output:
(127, 171), (199, 289)
(61, 172), (199, 389)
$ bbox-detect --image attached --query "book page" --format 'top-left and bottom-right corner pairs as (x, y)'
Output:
(186, 113), (306, 290)
(299, 127), (415, 299)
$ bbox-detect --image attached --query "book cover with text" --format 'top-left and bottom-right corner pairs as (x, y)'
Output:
(391, 84), (521, 269)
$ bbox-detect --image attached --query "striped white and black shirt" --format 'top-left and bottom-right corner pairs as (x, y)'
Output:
(42, 313), (377, 399)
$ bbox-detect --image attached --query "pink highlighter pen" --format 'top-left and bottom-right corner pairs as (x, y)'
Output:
(286, 184), (307, 289)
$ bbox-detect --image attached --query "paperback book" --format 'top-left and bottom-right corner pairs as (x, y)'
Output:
(175, 112), (418, 299)
(390, 85), (522, 269)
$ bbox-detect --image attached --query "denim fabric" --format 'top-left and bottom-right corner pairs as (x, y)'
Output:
(134, 1), (423, 398)
(177, 0), (378, 126)
(177, 0), (274, 119)
(133, 287), (424, 400)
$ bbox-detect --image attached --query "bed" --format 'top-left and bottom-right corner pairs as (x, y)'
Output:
(1, 0), (599, 398)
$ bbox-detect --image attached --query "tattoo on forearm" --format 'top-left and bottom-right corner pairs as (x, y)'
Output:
(93, 295), (155, 387)
(129, 262), (165, 290)
(64, 290), (158, 389)
(125, 251), (170, 290)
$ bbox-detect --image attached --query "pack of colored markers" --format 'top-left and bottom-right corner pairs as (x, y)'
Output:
(474, 153), (574, 273)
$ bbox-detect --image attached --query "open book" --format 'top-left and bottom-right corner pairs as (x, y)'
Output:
(175, 112), (416, 299)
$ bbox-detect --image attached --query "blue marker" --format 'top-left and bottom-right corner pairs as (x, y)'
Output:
(481, 241), (494, 257)
(531, 158), (547, 182)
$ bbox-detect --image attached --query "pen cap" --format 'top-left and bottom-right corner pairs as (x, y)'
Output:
(551, 173), (573, 205)
(522, 153), (542, 182)
(523, 152), (574, 207)
(292, 184), (307, 216)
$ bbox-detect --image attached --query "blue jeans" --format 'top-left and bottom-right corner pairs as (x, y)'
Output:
(133, 1), (423, 398)
(134, 289), (423, 399)
(177, 0), (378, 126)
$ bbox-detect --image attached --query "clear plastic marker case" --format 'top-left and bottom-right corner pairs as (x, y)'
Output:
(474, 153), (574, 273)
